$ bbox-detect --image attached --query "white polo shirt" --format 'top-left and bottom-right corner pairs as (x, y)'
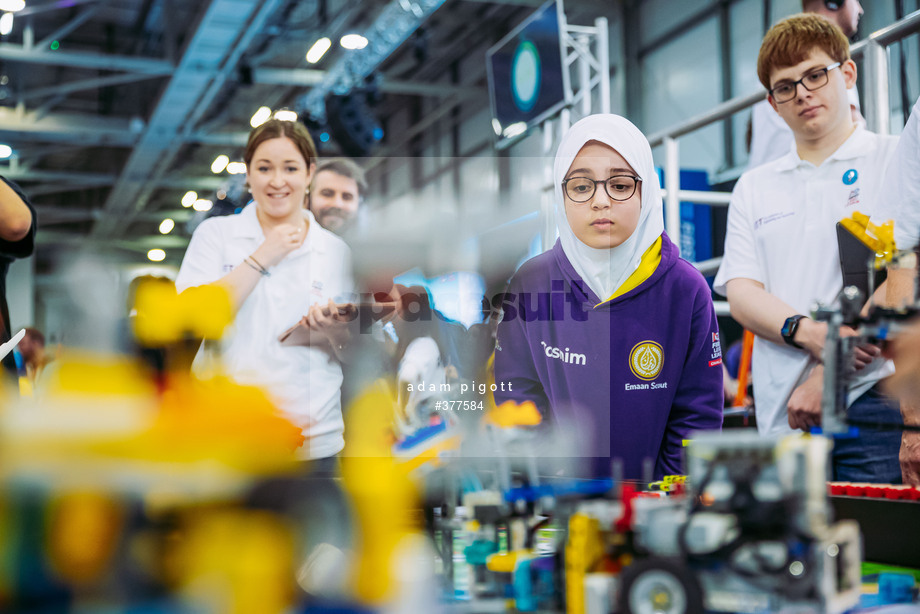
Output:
(176, 204), (354, 459)
(871, 95), (920, 249)
(714, 127), (898, 435)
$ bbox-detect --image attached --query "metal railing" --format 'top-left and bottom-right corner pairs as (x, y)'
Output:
(646, 9), (920, 317)
(852, 9), (920, 135)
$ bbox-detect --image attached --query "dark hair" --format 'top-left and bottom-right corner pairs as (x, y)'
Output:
(244, 118), (317, 168)
(757, 13), (850, 90)
(23, 327), (45, 347)
(312, 158), (368, 199)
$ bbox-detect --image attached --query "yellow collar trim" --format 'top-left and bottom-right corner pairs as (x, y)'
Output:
(597, 236), (663, 306)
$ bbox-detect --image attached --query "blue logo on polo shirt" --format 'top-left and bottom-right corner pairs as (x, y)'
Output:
(842, 169), (858, 185)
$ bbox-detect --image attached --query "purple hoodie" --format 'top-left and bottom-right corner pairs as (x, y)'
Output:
(493, 231), (723, 480)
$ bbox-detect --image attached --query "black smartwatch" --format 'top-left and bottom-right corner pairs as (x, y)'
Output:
(781, 314), (807, 349)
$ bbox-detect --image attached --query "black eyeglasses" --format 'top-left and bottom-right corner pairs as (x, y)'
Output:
(769, 62), (841, 103)
(562, 175), (642, 203)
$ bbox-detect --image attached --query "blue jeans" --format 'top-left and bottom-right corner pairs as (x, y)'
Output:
(832, 384), (903, 483)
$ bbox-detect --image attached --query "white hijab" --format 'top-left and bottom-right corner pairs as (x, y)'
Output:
(553, 114), (664, 302)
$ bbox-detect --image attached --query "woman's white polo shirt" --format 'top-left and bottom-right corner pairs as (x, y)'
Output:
(176, 204), (354, 459)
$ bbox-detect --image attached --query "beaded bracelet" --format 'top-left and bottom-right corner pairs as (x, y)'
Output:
(244, 257), (270, 277)
(249, 255), (269, 272)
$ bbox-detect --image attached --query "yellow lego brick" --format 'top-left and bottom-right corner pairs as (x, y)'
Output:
(839, 211), (898, 264)
(484, 399), (543, 428)
(133, 279), (233, 345)
(486, 550), (531, 574)
(565, 513), (603, 614)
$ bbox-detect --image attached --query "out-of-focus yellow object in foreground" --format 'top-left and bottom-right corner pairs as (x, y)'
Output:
(46, 491), (125, 585)
(133, 278), (233, 346)
(105, 373), (304, 471)
(484, 399), (542, 428)
(341, 384), (438, 611)
(173, 510), (295, 614)
(0, 352), (303, 495)
(0, 276), (310, 614)
(342, 386), (418, 604)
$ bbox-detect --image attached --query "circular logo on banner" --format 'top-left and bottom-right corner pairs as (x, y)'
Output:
(629, 341), (664, 381)
(842, 169), (858, 185)
(511, 40), (541, 113)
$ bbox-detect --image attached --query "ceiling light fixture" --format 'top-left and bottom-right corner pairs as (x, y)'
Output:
(340, 34), (368, 50)
(297, 0), (447, 122)
(273, 109), (297, 122)
(226, 162), (246, 174)
(0, 144), (11, 159)
(211, 155), (229, 174)
(159, 218), (175, 234)
(250, 106), (271, 128)
(181, 190), (197, 207)
(0, 13), (13, 36)
(147, 248), (166, 262)
(306, 37), (331, 64)
(193, 199), (213, 212)
(0, 1), (25, 13)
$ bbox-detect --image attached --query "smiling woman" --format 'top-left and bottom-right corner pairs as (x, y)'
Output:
(246, 135), (312, 227)
(175, 118), (356, 463)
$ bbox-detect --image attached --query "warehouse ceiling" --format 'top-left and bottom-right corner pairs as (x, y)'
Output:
(0, 0), (596, 272)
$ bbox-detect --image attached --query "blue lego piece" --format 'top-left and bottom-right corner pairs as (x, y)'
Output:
(393, 420), (447, 451)
(809, 426), (860, 439)
(504, 478), (614, 503)
(879, 572), (916, 604)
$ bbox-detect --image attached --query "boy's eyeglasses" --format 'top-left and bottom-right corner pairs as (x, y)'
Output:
(562, 175), (642, 203)
(769, 62), (841, 103)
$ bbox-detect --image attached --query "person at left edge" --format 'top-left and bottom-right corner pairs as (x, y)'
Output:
(0, 176), (36, 385)
(176, 119), (355, 461)
(493, 114), (723, 481)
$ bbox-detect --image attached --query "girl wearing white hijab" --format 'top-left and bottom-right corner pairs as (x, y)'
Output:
(493, 114), (723, 480)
